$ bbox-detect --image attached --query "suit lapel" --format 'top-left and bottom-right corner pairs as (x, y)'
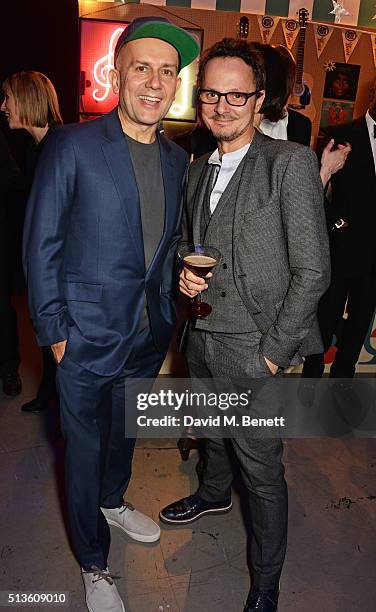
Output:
(205, 158), (245, 239)
(233, 130), (264, 233)
(356, 118), (376, 180)
(191, 159), (212, 245)
(101, 109), (145, 267)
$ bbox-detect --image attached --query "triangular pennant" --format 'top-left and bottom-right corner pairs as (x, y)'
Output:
(256, 15), (279, 45)
(372, 34), (376, 68)
(281, 18), (300, 51)
(341, 29), (361, 62)
(313, 23), (335, 59)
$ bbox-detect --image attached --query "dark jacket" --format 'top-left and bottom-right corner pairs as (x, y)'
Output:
(287, 109), (312, 146)
(326, 116), (376, 276)
(23, 108), (188, 375)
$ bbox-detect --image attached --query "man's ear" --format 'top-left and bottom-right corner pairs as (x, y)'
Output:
(255, 90), (265, 114)
(109, 68), (120, 95)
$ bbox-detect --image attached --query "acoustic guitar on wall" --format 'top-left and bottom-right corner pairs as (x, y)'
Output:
(237, 16), (249, 39)
(289, 8), (312, 110)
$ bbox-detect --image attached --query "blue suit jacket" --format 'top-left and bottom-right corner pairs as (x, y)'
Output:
(23, 108), (188, 376)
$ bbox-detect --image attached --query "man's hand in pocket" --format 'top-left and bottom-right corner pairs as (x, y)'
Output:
(51, 340), (67, 364)
(264, 356), (279, 375)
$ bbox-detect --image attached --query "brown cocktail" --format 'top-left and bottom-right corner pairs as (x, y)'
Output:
(179, 245), (221, 318)
(183, 254), (218, 278)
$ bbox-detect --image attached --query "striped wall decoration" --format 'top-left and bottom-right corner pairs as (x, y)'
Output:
(108, 0), (376, 29)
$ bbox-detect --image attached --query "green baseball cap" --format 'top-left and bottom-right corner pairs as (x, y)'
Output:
(114, 16), (200, 71)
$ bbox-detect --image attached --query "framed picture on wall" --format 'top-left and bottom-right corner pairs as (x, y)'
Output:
(79, 18), (203, 122)
(320, 100), (355, 129)
(323, 63), (360, 102)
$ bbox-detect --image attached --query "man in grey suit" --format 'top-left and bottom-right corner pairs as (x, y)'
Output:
(160, 39), (330, 612)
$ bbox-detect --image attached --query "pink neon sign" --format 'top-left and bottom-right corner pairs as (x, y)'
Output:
(80, 19), (128, 115)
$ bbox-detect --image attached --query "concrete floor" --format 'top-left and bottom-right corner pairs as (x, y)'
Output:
(1, 297), (376, 612)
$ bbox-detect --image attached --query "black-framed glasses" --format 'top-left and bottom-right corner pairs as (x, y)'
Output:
(198, 88), (260, 107)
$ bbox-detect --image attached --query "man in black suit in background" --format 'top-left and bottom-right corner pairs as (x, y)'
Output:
(302, 75), (376, 377)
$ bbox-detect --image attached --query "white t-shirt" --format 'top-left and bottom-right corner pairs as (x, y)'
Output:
(208, 142), (250, 214)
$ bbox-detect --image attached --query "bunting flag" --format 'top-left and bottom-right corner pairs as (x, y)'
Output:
(256, 15), (279, 44)
(372, 34), (376, 67)
(97, 0), (376, 29)
(313, 23), (335, 57)
(281, 18), (300, 50)
(341, 28), (361, 62)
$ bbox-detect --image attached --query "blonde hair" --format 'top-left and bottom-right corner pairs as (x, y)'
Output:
(2, 71), (62, 128)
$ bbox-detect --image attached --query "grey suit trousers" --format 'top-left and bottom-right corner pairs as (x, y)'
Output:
(186, 327), (288, 590)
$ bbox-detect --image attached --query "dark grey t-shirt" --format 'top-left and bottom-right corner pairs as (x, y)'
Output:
(125, 134), (165, 329)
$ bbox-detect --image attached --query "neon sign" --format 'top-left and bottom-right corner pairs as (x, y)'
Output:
(79, 18), (202, 121)
(169, 65), (190, 118)
(92, 27), (124, 102)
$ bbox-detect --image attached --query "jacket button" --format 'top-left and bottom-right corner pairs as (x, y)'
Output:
(222, 263), (228, 269)
(221, 291), (226, 297)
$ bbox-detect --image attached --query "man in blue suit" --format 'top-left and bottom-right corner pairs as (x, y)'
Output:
(23, 17), (199, 612)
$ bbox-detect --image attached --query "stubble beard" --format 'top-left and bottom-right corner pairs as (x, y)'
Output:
(210, 120), (253, 144)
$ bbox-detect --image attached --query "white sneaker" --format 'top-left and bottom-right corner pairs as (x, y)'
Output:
(101, 502), (160, 543)
(82, 566), (125, 612)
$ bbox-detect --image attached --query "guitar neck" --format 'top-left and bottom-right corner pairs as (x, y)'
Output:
(237, 16), (249, 39)
(295, 27), (306, 86)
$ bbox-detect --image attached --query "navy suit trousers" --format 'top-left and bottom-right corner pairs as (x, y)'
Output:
(56, 327), (165, 570)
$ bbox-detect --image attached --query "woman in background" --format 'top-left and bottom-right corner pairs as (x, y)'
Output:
(1, 71), (63, 413)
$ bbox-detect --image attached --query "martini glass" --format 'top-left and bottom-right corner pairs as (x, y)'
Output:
(179, 244), (221, 318)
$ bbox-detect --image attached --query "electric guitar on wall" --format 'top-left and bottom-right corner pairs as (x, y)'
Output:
(289, 8), (312, 109)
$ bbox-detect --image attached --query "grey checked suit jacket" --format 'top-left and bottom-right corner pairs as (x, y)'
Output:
(181, 130), (331, 368)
